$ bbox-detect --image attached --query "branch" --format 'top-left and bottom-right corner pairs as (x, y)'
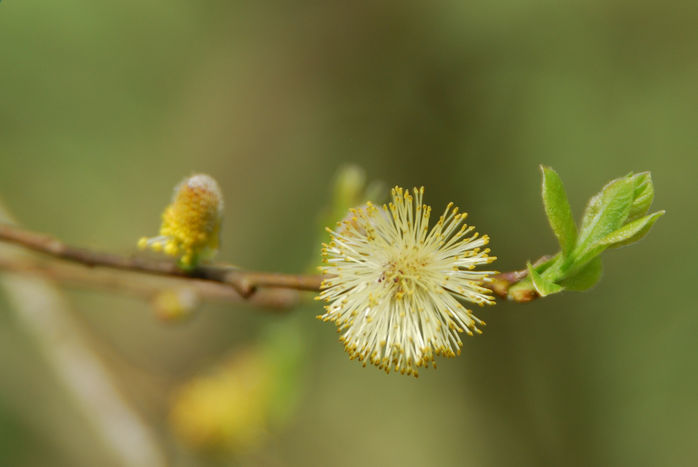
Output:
(0, 223), (322, 298)
(487, 255), (552, 301)
(0, 208), (167, 467)
(0, 223), (536, 302)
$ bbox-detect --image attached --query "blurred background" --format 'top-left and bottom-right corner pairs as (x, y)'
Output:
(0, 1), (696, 466)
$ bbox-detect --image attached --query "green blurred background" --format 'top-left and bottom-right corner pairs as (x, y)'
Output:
(1, 1), (696, 466)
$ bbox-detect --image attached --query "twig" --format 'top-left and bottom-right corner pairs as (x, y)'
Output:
(0, 223), (322, 298)
(487, 255), (553, 300)
(0, 223), (539, 302)
(0, 208), (167, 467)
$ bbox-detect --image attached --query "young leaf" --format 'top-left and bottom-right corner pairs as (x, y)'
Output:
(540, 166), (577, 257)
(599, 210), (665, 249)
(626, 172), (654, 222)
(559, 257), (603, 291)
(573, 174), (636, 262)
(578, 188), (603, 243)
(532, 254), (558, 274)
(527, 261), (564, 297)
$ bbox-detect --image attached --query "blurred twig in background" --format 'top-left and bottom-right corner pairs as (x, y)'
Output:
(0, 257), (302, 310)
(0, 205), (167, 467)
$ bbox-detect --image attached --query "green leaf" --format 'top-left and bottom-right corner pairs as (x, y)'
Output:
(532, 254), (558, 274)
(540, 166), (577, 257)
(527, 261), (564, 297)
(559, 257), (603, 291)
(574, 174), (636, 264)
(599, 210), (665, 249)
(578, 189), (603, 242)
(627, 172), (654, 222)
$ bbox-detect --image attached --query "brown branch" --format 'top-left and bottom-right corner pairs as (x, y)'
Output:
(487, 255), (552, 301)
(0, 223), (322, 299)
(0, 223), (541, 304)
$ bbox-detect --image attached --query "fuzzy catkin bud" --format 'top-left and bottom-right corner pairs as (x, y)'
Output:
(138, 174), (223, 270)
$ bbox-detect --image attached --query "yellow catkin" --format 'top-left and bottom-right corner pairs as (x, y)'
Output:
(138, 174), (223, 269)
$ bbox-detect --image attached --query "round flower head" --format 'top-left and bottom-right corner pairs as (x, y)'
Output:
(138, 174), (223, 270)
(318, 187), (496, 377)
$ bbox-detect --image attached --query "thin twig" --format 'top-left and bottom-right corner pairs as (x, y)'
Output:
(0, 223), (538, 302)
(0, 223), (322, 298)
(0, 208), (167, 467)
(487, 255), (553, 300)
